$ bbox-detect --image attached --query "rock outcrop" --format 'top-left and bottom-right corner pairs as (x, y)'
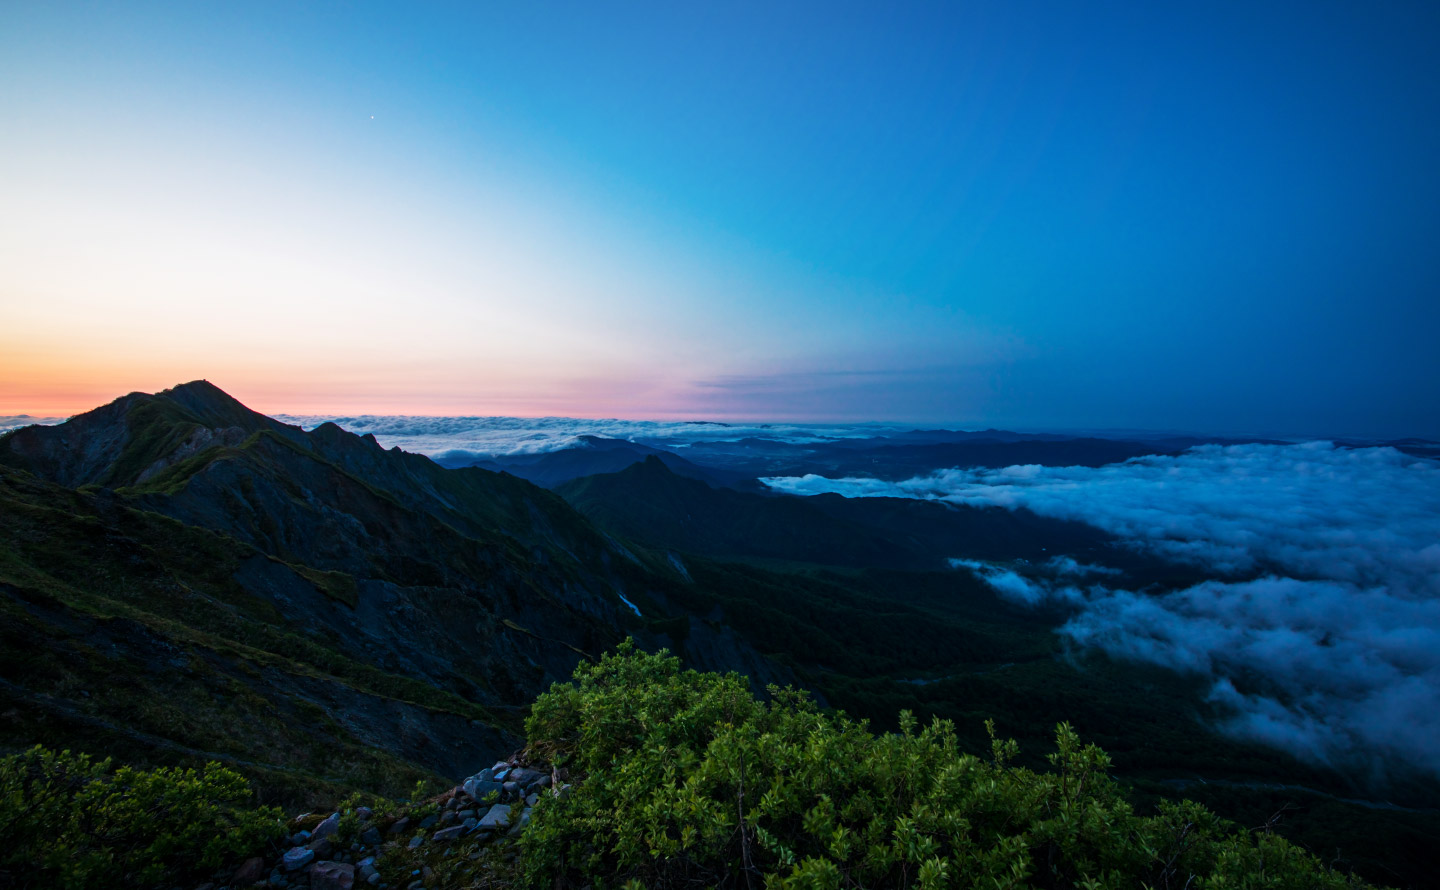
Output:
(210, 752), (563, 889)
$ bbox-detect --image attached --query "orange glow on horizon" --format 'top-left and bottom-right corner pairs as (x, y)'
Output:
(0, 364), (749, 423)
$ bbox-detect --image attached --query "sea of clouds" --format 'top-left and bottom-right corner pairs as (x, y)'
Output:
(765, 443), (1440, 785)
(272, 414), (914, 458)
(0, 416), (64, 434)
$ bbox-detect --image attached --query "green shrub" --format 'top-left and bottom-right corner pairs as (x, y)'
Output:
(520, 642), (1374, 890)
(0, 746), (284, 889)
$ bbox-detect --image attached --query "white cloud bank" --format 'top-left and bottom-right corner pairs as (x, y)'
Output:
(273, 414), (915, 457)
(0, 416), (65, 434)
(766, 443), (1440, 783)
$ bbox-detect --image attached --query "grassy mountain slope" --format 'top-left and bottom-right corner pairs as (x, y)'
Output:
(558, 455), (1146, 574)
(558, 456), (927, 568)
(0, 383), (790, 805)
(0, 463), (503, 804)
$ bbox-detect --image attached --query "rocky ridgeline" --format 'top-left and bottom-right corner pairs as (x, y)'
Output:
(210, 756), (567, 890)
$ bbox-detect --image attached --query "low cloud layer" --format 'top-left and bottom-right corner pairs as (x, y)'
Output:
(274, 414), (915, 457)
(0, 416), (65, 434)
(767, 443), (1440, 785)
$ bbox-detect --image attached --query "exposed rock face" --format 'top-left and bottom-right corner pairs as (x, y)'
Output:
(135, 424), (250, 483)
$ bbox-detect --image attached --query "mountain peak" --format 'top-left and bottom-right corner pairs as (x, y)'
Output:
(0, 380), (298, 487)
(620, 454), (690, 483)
(162, 378), (226, 398)
(156, 380), (272, 430)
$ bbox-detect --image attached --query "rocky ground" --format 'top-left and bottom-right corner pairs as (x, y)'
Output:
(204, 753), (561, 890)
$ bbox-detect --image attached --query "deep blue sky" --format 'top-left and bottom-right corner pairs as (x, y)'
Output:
(3, 1), (1438, 437)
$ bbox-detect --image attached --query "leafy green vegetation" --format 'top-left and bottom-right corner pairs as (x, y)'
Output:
(0, 746), (284, 889)
(520, 644), (1372, 890)
(599, 537), (1440, 889)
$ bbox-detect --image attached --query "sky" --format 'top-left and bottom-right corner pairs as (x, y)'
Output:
(2, 1), (1438, 437)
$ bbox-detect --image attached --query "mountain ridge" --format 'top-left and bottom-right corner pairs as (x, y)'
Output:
(0, 381), (797, 803)
(2, 382), (1435, 887)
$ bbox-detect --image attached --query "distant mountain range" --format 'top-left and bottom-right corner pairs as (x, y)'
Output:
(434, 434), (746, 488)
(425, 424), (1301, 490)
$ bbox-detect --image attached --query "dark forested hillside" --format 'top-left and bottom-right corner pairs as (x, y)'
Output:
(557, 455), (1120, 571)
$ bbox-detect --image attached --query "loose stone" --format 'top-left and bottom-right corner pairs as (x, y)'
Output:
(283, 847), (315, 872)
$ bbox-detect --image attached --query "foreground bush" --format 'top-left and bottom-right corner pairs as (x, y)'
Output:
(520, 642), (1372, 890)
(0, 746), (284, 889)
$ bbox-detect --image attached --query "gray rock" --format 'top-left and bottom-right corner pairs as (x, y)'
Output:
(524, 793), (539, 807)
(506, 767), (545, 786)
(234, 855), (268, 885)
(313, 813), (341, 840)
(507, 807), (533, 837)
(535, 775), (552, 788)
(502, 781), (520, 795)
(283, 847), (316, 872)
(431, 825), (465, 841)
(407, 835), (424, 849)
(291, 830), (312, 845)
(367, 873), (381, 886)
(459, 817), (478, 834)
(462, 778), (503, 801)
(360, 827), (383, 846)
(456, 809), (476, 820)
(418, 814), (438, 829)
(439, 810), (457, 827)
(356, 806), (374, 820)
(475, 803), (515, 831)
(387, 817), (410, 835)
(311, 860), (356, 890)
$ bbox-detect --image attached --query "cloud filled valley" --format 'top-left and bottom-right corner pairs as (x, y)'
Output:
(766, 443), (1440, 786)
(273, 414), (916, 458)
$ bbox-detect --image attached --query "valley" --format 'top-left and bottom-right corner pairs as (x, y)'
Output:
(1, 382), (1435, 888)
